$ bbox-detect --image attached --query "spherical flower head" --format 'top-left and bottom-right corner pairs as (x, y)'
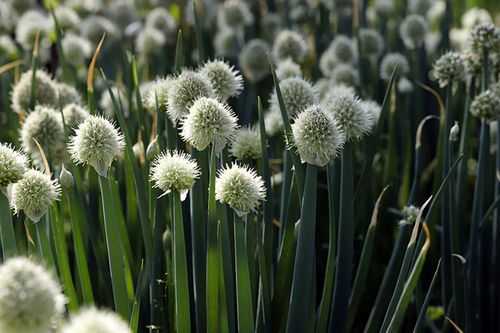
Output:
(314, 79), (332, 101)
(62, 103), (89, 130)
(218, 0), (254, 28)
(272, 30), (308, 63)
(69, 115), (125, 177)
(359, 28), (384, 58)
(331, 64), (360, 87)
(167, 70), (214, 124)
(360, 100), (382, 129)
(80, 15), (120, 47)
(292, 105), (345, 167)
(0, 143), (28, 189)
(150, 150), (200, 200)
(380, 53), (410, 81)
(468, 23), (500, 52)
(470, 89), (500, 121)
(61, 33), (93, 67)
(239, 39), (270, 83)
(57, 82), (82, 108)
(100, 86), (129, 118)
(0, 2), (18, 32)
(54, 6), (81, 31)
(215, 28), (241, 58)
(462, 8), (493, 31)
(374, 0), (394, 16)
(290, 5), (311, 24)
(319, 49), (338, 77)
(0, 36), (18, 60)
(20, 105), (65, 165)
(322, 89), (374, 141)
(264, 109), (284, 137)
(330, 35), (357, 63)
(199, 60), (243, 101)
(0, 257), (65, 333)
(107, 0), (137, 29)
(398, 77), (414, 94)
(270, 77), (317, 117)
(67, 0), (104, 13)
(215, 163), (265, 216)
(431, 51), (465, 88)
(230, 127), (262, 160)
(11, 170), (61, 222)
(143, 77), (172, 113)
(180, 97), (238, 151)
(261, 13), (282, 43)
(15, 10), (52, 50)
(402, 205), (419, 223)
(145, 7), (177, 41)
(462, 49), (482, 77)
(61, 307), (131, 333)
(11, 70), (58, 114)
(276, 59), (302, 80)
(135, 27), (166, 56)
(400, 14), (428, 49)
(408, 0), (432, 15)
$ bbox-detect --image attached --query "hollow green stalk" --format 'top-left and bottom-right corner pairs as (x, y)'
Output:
(35, 215), (55, 268)
(286, 164), (318, 333)
(98, 175), (130, 319)
(234, 214), (255, 333)
(207, 145), (221, 333)
(330, 141), (354, 333)
(172, 191), (192, 333)
(0, 193), (17, 259)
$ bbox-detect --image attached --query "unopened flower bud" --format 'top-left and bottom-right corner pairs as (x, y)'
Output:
(449, 122), (460, 142)
(59, 164), (74, 189)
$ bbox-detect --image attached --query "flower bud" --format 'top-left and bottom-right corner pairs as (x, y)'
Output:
(59, 164), (74, 189)
(449, 122), (460, 142)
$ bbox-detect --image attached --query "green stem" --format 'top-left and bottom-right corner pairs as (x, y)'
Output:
(172, 191), (192, 333)
(440, 86), (452, 312)
(65, 189), (94, 304)
(0, 193), (17, 259)
(50, 206), (79, 311)
(234, 215), (255, 333)
(285, 164), (318, 333)
(364, 223), (412, 333)
(316, 161), (338, 333)
(206, 145), (220, 333)
(330, 141), (354, 333)
(190, 148), (208, 333)
(35, 215), (55, 268)
(98, 175), (130, 319)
